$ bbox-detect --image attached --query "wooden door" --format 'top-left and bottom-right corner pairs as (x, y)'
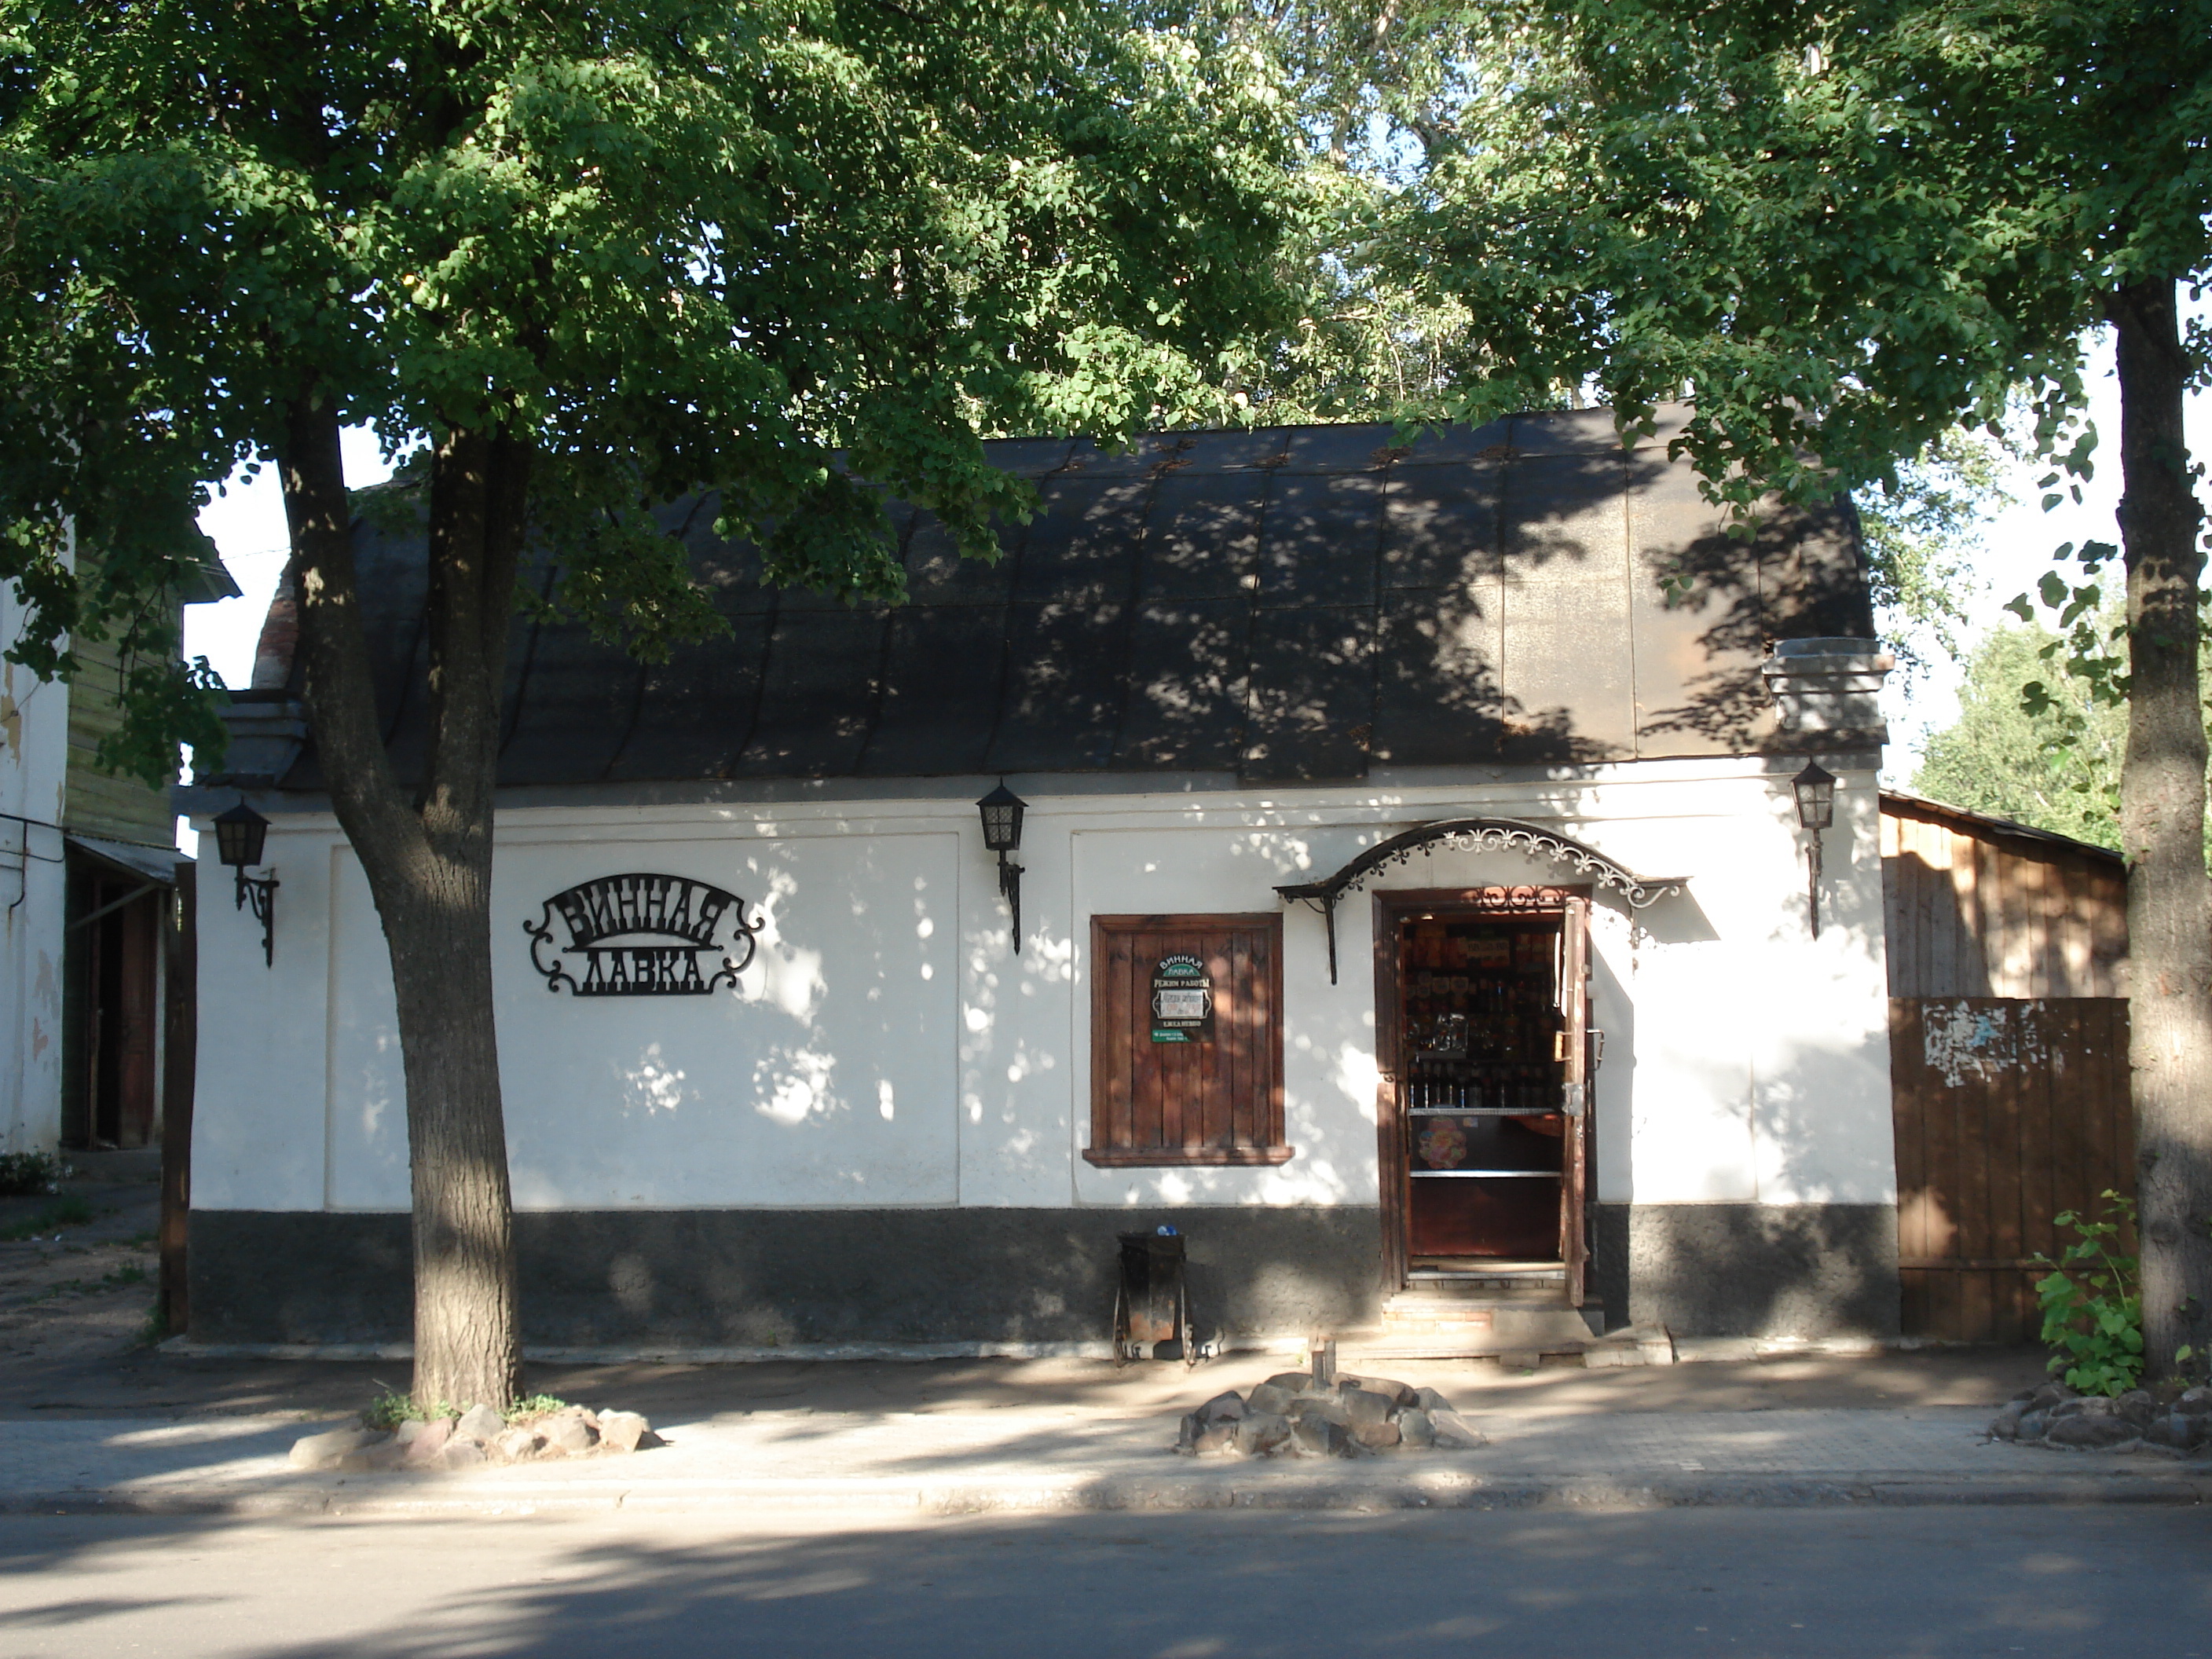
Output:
(1373, 888), (1591, 1293)
(1558, 895), (1590, 1307)
(112, 892), (160, 1148)
(1890, 995), (2133, 1342)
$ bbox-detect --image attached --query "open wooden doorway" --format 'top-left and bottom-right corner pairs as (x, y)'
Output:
(64, 854), (166, 1151)
(1374, 888), (1591, 1305)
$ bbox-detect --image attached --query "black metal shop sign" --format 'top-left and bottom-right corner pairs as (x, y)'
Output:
(1150, 954), (1214, 1043)
(525, 873), (761, 996)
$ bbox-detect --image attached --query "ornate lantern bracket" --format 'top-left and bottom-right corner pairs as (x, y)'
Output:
(1273, 817), (1685, 983)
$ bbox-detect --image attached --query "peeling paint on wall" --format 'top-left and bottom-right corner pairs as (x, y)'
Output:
(1922, 999), (2055, 1087)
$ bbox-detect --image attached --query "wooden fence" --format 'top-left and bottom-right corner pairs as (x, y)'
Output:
(1889, 997), (2134, 1343)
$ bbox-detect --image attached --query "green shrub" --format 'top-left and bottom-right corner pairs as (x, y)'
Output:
(507, 1394), (567, 1423)
(362, 1386), (460, 1430)
(0, 1151), (64, 1196)
(2034, 1191), (2144, 1397)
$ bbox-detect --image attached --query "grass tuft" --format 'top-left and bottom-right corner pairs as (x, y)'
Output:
(0, 1196), (95, 1242)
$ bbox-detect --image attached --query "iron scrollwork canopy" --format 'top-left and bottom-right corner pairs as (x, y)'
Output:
(525, 872), (762, 996)
(1273, 817), (1686, 982)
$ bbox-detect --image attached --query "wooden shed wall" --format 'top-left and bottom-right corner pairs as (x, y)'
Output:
(1881, 799), (2126, 999)
(64, 632), (180, 848)
(1881, 796), (2133, 1343)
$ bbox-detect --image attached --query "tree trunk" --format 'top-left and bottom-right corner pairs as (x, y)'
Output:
(280, 396), (531, 1411)
(2111, 275), (2212, 1382)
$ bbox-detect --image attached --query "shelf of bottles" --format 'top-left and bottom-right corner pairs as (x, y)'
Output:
(1401, 923), (1566, 1182)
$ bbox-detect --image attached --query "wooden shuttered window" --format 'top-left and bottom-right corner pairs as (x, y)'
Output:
(1086, 914), (1291, 1167)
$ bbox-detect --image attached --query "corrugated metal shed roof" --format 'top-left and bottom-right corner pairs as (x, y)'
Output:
(258, 406), (1874, 790)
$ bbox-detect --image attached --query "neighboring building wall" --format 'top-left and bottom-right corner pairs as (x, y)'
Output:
(1881, 793), (2133, 1343)
(190, 753), (1898, 1349)
(1, 584), (70, 1156)
(61, 628), (181, 848)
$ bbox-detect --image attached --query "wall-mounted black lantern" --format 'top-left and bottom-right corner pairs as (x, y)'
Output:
(976, 782), (1026, 954)
(1791, 761), (1837, 939)
(213, 800), (279, 967)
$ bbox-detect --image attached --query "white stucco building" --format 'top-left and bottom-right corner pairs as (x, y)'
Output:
(2, 576), (71, 1161)
(183, 409), (1902, 1352)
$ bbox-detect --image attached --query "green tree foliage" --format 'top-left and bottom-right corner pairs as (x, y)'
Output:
(1181, 2), (2014, 668)
(1857, 428), (2012, 673)
(1914, 624), (2126, 849)
(0, 0), (1297, 1406)
(1258, 0), (2212, 1375)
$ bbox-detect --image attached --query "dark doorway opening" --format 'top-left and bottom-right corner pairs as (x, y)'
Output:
(1375, 889), (1591, 1305)
(64, 859), (165, 1150)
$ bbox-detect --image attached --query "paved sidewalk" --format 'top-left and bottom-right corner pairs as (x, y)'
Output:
(5, 1397), (2207, 1516)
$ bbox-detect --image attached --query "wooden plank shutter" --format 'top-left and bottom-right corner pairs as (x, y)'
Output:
(1086, 914), (1291, 1166)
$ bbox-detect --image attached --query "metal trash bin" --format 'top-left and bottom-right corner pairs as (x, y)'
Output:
(1112, 1229), (1193, 1366)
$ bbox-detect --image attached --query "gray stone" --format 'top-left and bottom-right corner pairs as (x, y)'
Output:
(1192, 1421), (1237, 1456)
(437, 1438), (487, 1470)
(1245, 1382), (1298, 1417)
(1197, 1391), (1247, 1425)
(2015, 1409), (2051, 1441)
(1175, 1412), (1203, 1454)
(1429, 1408), (1488, 1449)
(1413, 1387), (1455, 1415)
(2024, 1382), (2078, 1413)
(400, 1418), (453, 1461)
(1342, 1388), (1397, 1428)
(1351, 1419), (1401, 1449)
(539, 1411), (598, 1457)
(1348, 1376), (1418, 1408)
(2047, 1395), (2111, 1423)
(1988, 1403), (2025, 1441)
(1264, 1372), (1318, 1395)
(2115, 1390), (2158, 1428)
(493, 1425), (541, 1463)
(1235, 1412), (1291, 1457)
(1395, 1408), (1436, 1448)
(596, 1411), (653, 1453)
(1287, 1395), (1350, 1429)
(2045, 1412), (2137, 1449)
(455, 1404), (505, 1445)
(1290, 1416), (1352, 1458)
(288, 1426), (381, 1470)
(2144, 1413), (2195, 1450)
(2176, 1387), (2212, 1418)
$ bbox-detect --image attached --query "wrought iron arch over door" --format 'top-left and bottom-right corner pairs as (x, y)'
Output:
(1273, 817), (1685, 982)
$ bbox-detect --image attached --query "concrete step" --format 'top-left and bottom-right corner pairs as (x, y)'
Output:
(1375, 1296), (1601, 1357)
(1347, 1321), (1675, 1368)
(1387, 1282), (1573, 1309)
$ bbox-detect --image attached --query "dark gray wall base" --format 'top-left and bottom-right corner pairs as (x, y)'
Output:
(1596, 1202), (1900, 1339)
(190, 1207), (1387, 1349)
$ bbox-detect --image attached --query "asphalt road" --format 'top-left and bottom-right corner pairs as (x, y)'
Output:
(2, 1504), (2205, 1657)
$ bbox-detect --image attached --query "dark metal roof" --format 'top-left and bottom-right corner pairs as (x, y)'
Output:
(259, 407), (1874, 791)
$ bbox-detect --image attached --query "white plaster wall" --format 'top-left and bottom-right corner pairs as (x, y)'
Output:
(191, 756), (1895, 1214)
(190, 820), (330, 1208)
(0, 580), (68, 1155)
(320, 828), (963, 1210)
